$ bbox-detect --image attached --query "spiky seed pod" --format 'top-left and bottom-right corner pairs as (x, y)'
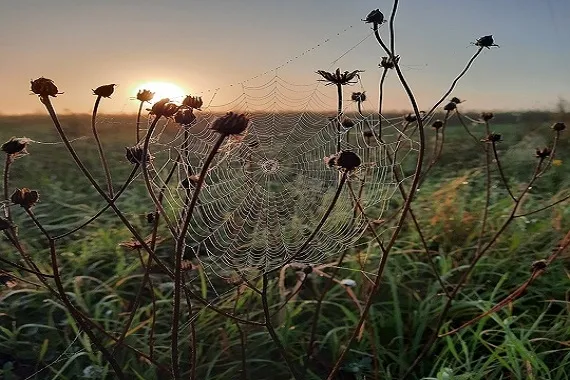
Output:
(432, 120), (444, 130)
(2, 137), (29, 155)
(210, 112), (249, 135)
(92, 84), (116, 98)
(125, 146), (152, 165)
(450, 97), (462, 104)
(341, 118), (355, 129)
(182, 95), (203, 110)
(535, 147), (551, 159)
(316, 68), (363, 86)
(363, 9), (384, 25)
(379, 55), (400, 69)
(481, 112), (494, 121)
(475, 35), (499, 48)
(351, 92), (366, 103)
(443, 102), (457, 111)
(552, 122), (566, 132)
(136, 89), (154, 102)
(482, 133), (502, 143)
(30, 77), (61, 97)
(302, 265), (313, 275)
(336, 151), (361, 171)
(11, 188), (39, 209)
(174, 109), (196, 125)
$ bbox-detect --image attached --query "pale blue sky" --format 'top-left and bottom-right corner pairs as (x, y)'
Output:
(0, 0), (569, 113)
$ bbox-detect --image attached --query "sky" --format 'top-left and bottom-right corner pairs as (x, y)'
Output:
(1, 0), (569, 114)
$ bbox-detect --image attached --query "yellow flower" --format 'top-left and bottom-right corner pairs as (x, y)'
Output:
(552, 159), (563, 167)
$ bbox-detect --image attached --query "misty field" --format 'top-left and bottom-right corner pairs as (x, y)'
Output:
(0, 111), (568, 380)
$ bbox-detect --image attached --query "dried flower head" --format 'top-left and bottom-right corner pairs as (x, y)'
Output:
(92, 84), (116, 98)
(2, 137), (30, 156)
(324, 154), (337, 168)
(363, 9), (385, 27)
(450, 97), (463, 104)
(11, 188), (39, 209)
(125, 145), (153, 165)
(535, 147), (551, 159)
(174, 108), (196, 125)
(30, 77), (62, 97)
(302, 265), (313, 275)
(482, 133), (502, 143)
(146, 212), (155, 224)
(351, 91), (366, 103)
(531, 259), (547, 271)
(552, 122), (566, 132)
(316, 68), (363, 86)
(136, 89), (154, 102)
(404, 113), (417, 123)
(443, 102), (457, 111)
(432, 120), (444, 130)
(210, 112), (249, 135)
(182, 95), (203, 110)
(379, 55), (400, 70)
(150, 98), (179, 118)
(481, 112), (494, 121)
(474, 35), (499, 49)
(341, 118), (355, 129)
(335, 150), (361, 171)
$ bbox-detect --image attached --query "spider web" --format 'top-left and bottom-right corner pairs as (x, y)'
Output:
(144, 71), (418, 277)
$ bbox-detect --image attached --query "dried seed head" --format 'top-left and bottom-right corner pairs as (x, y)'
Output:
(182, 95), (203, 110)
(535, 147), (551, 159)
(136, 89), (154, 102)
(316, 68), (363, 86)
(146, 212), (155, 224)
(324, 154), (337, 167)
(341, 118), (355, 129)
(2, 137), (30, 155)
(210, 112), (249, 135)
(363, 9), (385, 26)
(302, 265), (313, 275)
(450, 97), (462, 104)
(552, 122), (566, 132)
(125, 146), (152, 165)
(351, 91), (366, 103)
(404, 113), (417, 123)
(150, 98), (179, 117)
(481, 112), (494, 121)
(92, 84), (116, 98)
(443, 102), (457, 111)
(11, 188), (39, 209)
(174, 108), (196, 125)
(432, 120), (444, 130)
(336, 151), (361, 171)
(475, 35), (499, 48)
(379, 55), (400, 70)
(30, 77), (61, 97)
(482, 133), (502, 143)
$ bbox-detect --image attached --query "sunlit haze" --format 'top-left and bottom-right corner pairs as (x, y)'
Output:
(1, 0), (569, 114)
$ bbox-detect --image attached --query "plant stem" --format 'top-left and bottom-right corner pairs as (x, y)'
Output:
(91, 95), (114, 197)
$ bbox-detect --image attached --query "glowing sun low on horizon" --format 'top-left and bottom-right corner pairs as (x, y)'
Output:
(135, 81), (186, 103)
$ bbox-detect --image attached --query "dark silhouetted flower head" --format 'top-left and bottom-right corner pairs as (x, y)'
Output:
(316, 68), (363, 86)
(481, 112), (494, 121)
(379, 55), (400, 70)
(150, 98), (179, 118)
(210, 112), (249, 135)
(174, 109), (196, 125)
(30, 77), (62, 97)
(11, 188), (39, 209)
(535, 147), (551, 159)
(336, 151), (361, 171)
(136, 89), (154, 102)
(450, 97), (463, 104)
(432, 120), (444, 130)
(482, 133), (502, 143)
(443, 102), (457, 111)
(125, 146), (153, 165)
(363, 9), (385, 28)
(351, 92), (366, 103)
(2, 137), (30, 156)
(475, 35), (499, 48)
(341, 118), (355, 129)
(92, 84), (116, 98)
(182, 95), (203, 110)
(552, 122), (566, 132)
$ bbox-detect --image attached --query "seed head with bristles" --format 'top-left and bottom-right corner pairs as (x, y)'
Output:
(379, 55), (400, 70)
(92, 84), (116, 98)
(182, 95), (203, 110)
(30, 77), (62, 98)
(210, 112), (249, 135)
(363, 9), (385, 29)
(136, 89), (154, 102)
(351, 91), (366, 103)
(474, 35), (499, 49)
(150, 98), (179, 118)
(316, 68), (363, 86)
(11, 188), (39, 209)
(2, 137), (30, 156)
(174, 109), (196, 126)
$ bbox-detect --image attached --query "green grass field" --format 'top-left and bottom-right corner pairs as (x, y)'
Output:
(0, 113), (569, 379)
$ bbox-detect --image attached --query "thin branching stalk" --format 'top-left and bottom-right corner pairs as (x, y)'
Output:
(91, 95), (114, 197)
(3, 155), (12, 220)
(336, 83), (343, 151)
(377, 68), (388, 139)
(491, 142), (516, 201)
(136, 101), (144, 143)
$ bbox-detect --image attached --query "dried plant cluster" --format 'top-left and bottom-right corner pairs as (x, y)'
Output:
(1, 2), (568, 380)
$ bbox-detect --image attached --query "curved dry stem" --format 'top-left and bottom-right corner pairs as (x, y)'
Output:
(91, 95), (114, 197)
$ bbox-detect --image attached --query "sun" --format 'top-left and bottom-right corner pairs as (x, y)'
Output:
(135, 81), (186, 103)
